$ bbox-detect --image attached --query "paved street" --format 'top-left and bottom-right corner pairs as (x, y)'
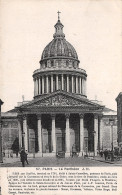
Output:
(1, 156), (122, 167)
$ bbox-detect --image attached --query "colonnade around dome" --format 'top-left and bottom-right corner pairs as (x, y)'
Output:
(34, 73), (86, 97)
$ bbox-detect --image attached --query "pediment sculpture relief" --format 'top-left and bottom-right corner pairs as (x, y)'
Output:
(35, 95), (89, 107)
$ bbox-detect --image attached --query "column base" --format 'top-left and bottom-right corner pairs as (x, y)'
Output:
(65, 152), (71, 157)
(94, 151), (98, 156)
(35, 152), (43, 157)
(43, 152), (56, 157)
(79, 151), (84, 157)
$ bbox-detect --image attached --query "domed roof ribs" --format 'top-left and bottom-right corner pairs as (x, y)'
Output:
(40, 13), (79, 62)
(65, 40), (72, 57)
(41, 41), (52, 59)
(48, 40), (54, 57)
(60, 39), (64, 56)
(66, 40), (78, 59)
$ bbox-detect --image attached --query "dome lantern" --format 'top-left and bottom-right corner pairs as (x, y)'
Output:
(53, 11), (65, 39)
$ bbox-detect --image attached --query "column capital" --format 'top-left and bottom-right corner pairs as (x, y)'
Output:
(22, 114), (28, 120)
(51, 114), (55, 120)
(65, 113), (70, 119)
(37, 114), (42, 120)
(17, 115), (23, 121)
(98, 114), (103, 120)
(94, 113), (98, 119)
(79, 113), (84, 119)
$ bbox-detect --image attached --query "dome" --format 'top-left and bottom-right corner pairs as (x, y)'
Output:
(41, 39), (78, 60)
(33, 14), (87, 99)
(40, 19), (78, 61)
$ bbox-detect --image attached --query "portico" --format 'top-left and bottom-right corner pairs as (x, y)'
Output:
(17, 91), (103, 157)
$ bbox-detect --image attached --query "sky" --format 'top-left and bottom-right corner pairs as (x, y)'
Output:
(0, 0), (122, 112)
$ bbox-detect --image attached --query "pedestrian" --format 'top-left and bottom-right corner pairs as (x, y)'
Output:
(10, 150), (13, 158)
(110, 150), (114, 162)
(100, 150), (103, 157)
(20, 148), (26, 167)
(16, 151), (18, 158)
(25, 150), (29, 164)
(104, 149), (108, 161)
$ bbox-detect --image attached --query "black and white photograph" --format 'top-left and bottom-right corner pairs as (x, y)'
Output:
(0, 0), (122, 194)
(0, 0), (122, 167)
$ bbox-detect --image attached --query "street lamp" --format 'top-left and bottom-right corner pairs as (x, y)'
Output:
(109, 119), (115, 161)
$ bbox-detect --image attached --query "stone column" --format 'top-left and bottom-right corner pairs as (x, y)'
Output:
(37, 78), (39, 95)
(94, 114), (98, 156)
(51, 75), (53, 92)
(67, 75), (69, 92)
(79, 77), (81, 94)
(99, 115), (103, 150)
(72, 76), (74, 93)
(37, 115), (42, 154)
(51, 114), (56, 153)
(42, 76), (44, 94)
(18, 118), (22, 150)
(40, 77), (42, 94)
(65, 114), (70, 157)
(61, 74), (64, 90)
(46, 75), (49, 93)
(79, 114), (84, 156)
(38, 77), (40, 95)
(56, 75), (58, 90)
(35, 78), (37, 96)
(34, 79), (36, 96)
(84, 79), (86, 96)
(76, 76), (78, 93)
(82, 79), (84, 94)
(23, 115), (28, 151)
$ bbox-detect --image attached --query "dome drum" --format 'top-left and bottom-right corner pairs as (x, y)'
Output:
(40, 58), (79, 70)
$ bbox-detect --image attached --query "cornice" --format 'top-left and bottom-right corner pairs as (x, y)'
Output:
(40, 56), (80, 63)
(33, 68), (87, 78)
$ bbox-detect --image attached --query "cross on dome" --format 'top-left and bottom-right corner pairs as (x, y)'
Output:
(57, 11), (61, 21)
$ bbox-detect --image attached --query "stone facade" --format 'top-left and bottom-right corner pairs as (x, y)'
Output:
(1, 16), (118, 157)
(1, 107), (117, 157)
(102, 115), (117, 150)
(1, 112), (19, 155)
(116, 92), (122, 147)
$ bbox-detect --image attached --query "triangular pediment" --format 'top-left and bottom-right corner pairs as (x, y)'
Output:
(19, 91), (103, 110)
(36, 94), (85, 106)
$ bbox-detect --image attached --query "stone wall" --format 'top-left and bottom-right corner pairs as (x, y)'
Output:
(2, 119), (19, 154)
(102, 116), (117, 150)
